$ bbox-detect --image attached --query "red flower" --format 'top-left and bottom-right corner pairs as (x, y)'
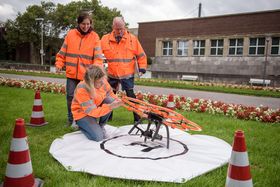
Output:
(199, 104), (207, 112)
(180, 96), (186, 102)
(236, 111), (246, 119)
(190, 102), (195, 110)
(136, 93), (144, 100)
(168, 94), (174, 102)
(61, 87), (66, 94)
(193, 98), (199, 103)
(222, 105), (228, 114)
(175, 101), (182, 110)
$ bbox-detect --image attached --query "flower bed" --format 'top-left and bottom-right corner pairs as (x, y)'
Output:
(134, 92), (280, 123)
(0, 77), (65, 94)
(1, 76), (279, 123)
(2, 68), (279, 92)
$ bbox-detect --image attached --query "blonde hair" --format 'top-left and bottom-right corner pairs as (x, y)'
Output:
(84, 65), (105, 94)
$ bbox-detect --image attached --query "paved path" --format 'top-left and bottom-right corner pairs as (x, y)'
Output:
(1, 73), (279, 109)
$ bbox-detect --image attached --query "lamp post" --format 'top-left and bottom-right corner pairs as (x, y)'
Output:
(35, 18), (44, 65)
(262, 39), (269, 86)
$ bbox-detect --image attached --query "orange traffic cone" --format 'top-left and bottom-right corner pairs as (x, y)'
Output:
(2, 118), (43, 187)
(166, 94), (175, 110)
(226, 130), (253, 187)
(27, 90), (48, 126)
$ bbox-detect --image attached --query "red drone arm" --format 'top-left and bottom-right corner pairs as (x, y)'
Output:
(121, 96), (202, 131)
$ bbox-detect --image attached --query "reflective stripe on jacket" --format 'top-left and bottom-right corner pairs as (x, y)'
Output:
(101, 30), (147, 79)
(55, 29), (103, 80)
(71, 80), (118, 120)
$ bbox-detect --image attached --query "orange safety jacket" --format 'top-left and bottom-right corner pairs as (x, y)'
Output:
(101, 30), (147, 79)
(56, 29), (103, 80)
(71, 80), (118, 120)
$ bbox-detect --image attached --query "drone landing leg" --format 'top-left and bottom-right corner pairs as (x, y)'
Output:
(151, 122), (170, 149)
(144, 121), (152, 142)
(128, 119), (143, 135)
(165, 124), (170, 149)
(151, 121), (161, 142)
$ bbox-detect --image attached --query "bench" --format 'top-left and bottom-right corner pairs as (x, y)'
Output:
(181, 75), (198, 81)
(49, 66), (56, 73)
(249, 78), (271, 86)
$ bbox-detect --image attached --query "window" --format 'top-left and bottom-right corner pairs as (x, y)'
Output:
(249, 37), (265, 55)
(210, 39), (223, 55)
(271, 37), (280, 55)
(229, 38), (243, 55)
(162, 41), (173, 56)
(193, 40), (205, 56)
(177, 40), (188, 56)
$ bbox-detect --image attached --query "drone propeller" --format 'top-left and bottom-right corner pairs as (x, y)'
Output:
(121, 96), (202, 132)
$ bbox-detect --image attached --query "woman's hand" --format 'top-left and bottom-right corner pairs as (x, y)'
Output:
(109, 99), (123, 109)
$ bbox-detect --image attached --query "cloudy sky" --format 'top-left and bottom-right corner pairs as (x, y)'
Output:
(1, 0), (280, 27)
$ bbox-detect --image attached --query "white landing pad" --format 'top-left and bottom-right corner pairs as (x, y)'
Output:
(49, 124), (231, 183)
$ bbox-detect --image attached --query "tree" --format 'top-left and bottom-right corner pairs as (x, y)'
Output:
(51, 0), (122, 36)
(4, 2), (56, 63)
(4, 0), (123, 64)
(5, 4), (46, 48)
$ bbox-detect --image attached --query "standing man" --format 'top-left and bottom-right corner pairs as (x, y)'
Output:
(55, 12), (103, 127)
(101, 17), (147, 123)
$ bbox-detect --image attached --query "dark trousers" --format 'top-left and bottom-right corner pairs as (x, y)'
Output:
(66, 78), (80, 124)
(108, 77), (140, 122)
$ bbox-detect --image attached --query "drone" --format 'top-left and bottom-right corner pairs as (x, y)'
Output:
(121, 96), (202, 148)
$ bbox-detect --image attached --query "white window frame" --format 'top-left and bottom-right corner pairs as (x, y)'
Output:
(193, 40), (205, 56)
(229, 38), (243, 55)
(271, 37), (280, 55)
(162, 41), (173, 56)
(177, 40), (188, 56)
(210, 39), (224, 56)
(249, 37), (265, 55)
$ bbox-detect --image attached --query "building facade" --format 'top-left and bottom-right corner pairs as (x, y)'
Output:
(138, 9), (280, 86)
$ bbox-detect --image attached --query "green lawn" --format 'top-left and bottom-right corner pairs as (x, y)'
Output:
(0, 69), (65, 79)
(0, 86), (280, 186)
(135, 79), (280, 98)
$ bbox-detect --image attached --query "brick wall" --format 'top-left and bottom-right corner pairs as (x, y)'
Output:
(138, 10), (280, 85)
(139, 10), (280, 57)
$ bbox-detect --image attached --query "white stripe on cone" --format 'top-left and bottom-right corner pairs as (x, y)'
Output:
(31, 111), (44, 118)
(33, 99), (42, 106)
(229, 151), (249, 167)
(10, 137), (29, 152)
(5, 161), (33, 178)
(226, 177), (253, 187)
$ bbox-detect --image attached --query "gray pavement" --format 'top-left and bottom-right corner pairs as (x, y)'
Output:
(1, 73), (279, 109)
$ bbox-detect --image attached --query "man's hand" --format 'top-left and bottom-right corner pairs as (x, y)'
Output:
(56, 67), (62, 73)
(139, 72), (143, 77)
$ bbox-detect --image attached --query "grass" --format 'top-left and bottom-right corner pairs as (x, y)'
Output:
(135, 79), (280, 98)
(0, 69), (65, 79)
(0, 86), (280, 186)
(1, 69), (279, 98)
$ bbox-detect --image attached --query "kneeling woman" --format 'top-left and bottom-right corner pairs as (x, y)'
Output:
(71, 65), (122, 141)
